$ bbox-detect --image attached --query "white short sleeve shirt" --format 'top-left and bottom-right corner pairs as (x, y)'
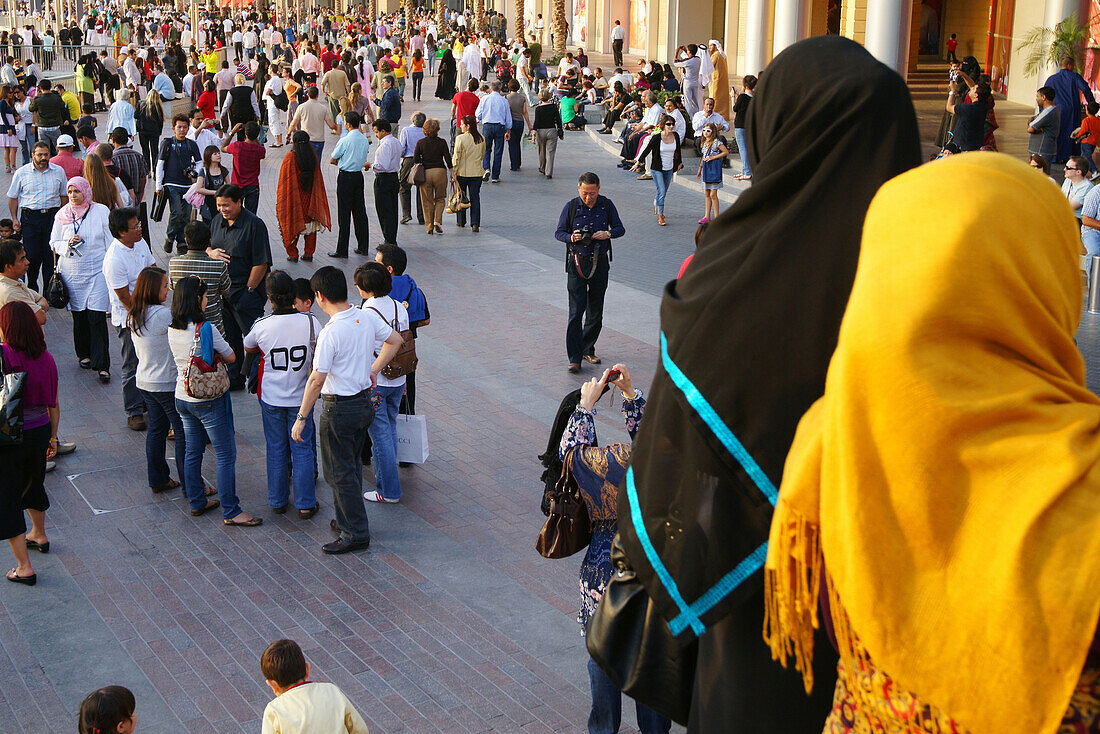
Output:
(244, 311), (320, 407)
(102, 238), (155, 328)
(313, 306), (393, 396)
(361, 296), (408, 388)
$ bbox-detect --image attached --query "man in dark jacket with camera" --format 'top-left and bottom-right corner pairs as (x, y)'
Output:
(155, 113), (202, 253)
(554, 171), (625, 374)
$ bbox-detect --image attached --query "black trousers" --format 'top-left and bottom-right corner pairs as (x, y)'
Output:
(565, 253), (610, 364)
(138, 131), (159, 169)
(373, 171), (399, 245)
(336, 170), (370, 255)
(398, 158), (423, 223)
(612, 39), (624, 67)
(20, 208), (56, 293)
(71, 309), (110, 372)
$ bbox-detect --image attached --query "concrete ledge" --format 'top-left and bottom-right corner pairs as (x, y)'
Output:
(582, 125), (744, 205)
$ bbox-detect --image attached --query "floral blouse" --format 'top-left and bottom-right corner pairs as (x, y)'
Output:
(558, 390), (646, 631)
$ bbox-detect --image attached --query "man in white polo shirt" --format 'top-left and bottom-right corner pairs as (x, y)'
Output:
(292, 266), (402, 555)
(103, 206), (155, 432)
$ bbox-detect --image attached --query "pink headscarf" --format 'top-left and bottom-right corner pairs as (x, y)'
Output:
(62, 176), (93, 223)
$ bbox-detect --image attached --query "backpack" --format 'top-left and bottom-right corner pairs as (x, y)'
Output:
(367, 301), (418, 379)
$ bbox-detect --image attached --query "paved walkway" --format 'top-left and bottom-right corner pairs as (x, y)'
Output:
(0, 82), (701, 733)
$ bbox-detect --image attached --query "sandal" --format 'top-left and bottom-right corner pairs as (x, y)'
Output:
(6, 568), (35, 586)
(98, 371), (111, 384)
(25, 538), (49, 553)
(151, 479), (180, 494)
(204, 485), (217, 497)
(223, 515), (263, 527)
(190, 498), (220, 516)
(78, 359), (92, 369)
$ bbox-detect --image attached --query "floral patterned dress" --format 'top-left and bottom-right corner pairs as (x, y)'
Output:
(558, 391), (645, 635)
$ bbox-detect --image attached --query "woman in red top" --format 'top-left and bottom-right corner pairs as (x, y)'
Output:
(197, 80), (217, 120)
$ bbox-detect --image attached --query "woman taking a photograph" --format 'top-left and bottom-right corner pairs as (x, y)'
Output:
(168, 276), (262, 527)
(129, 266), (190, 495)
(550, 364), (670, 734)
(453, 114), (485, 232)
(49, 176), (112, 383)
(0, 301), (59, 586)
(194, 145), (227, 221)
(632, 114), (683, 226)
(275, 131), (330, 261)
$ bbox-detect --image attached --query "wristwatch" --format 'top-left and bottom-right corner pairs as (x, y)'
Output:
(247, 285), (256, 293)
(295, 413), (307, 422)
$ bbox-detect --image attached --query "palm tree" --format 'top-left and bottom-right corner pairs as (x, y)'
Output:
(369, 0), (378, 34)
(1019, 11), (1091, 76)
(405, 0), (414, 42)
(475, 0), (487, 35)
(436, 0), (445, 37)
(551, 0), (566, 55)
(515, 0), (525, 42)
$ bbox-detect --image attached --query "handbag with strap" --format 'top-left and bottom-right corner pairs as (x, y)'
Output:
(366, 301), (417, 379)
(446, 180), (470, 213)
(183, 322), (230, 400)
(0, 347), (26, 447)
(536, 452), (591, 558)
(45, 254), (69, 309)
(407, 161), (426, 186)
(585, 533), (698, 725)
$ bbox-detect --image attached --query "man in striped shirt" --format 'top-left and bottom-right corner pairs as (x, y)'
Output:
(167, 220), (231, 336)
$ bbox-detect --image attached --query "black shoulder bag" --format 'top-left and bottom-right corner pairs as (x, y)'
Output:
(0, 347), (27, 446)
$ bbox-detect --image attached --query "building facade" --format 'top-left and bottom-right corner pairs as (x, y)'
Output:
(499, 0), (1095, 108)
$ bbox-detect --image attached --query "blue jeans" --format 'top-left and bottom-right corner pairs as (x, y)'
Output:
(587, 657), (671, 734)
(652, 169), (674, 215)
(368, 384), (404, 500)
(311, 140), (325, 162)
(140, 389), (185, 489)
(176, 394), (242, 519)
(1084, 142), (1097, 175)
(481, 121), (506, 179)
(259, 401), (317, 510)
(734, 127), (751, 177)
(508, 118), (524, 170)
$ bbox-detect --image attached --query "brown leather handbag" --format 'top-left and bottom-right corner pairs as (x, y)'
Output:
(536, 452), (591, 558)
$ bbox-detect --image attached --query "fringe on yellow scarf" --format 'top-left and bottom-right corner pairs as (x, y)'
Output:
(763, 502), (822, 694)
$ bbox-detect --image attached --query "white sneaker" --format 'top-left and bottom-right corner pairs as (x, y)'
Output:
(363, 491), (399, 504)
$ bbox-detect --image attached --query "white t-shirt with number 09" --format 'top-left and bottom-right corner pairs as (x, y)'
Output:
(243, 310), (321, 408)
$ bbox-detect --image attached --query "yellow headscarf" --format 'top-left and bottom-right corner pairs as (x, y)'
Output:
(764, 152), (1100, 734)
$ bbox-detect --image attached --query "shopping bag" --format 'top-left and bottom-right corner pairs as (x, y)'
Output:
(395, 414), (428, 464)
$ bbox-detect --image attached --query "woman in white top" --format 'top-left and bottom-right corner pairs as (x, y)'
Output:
(242, 271), (320, 519)
(632, 115), (683, 226)
(49, 177), (113, 381)
(263, 67), (287, 146)
(355, 262), (409, 504)
(168, 275), (262, 527)
(129, 266), (198, 495)
(107, 87), (137, 137)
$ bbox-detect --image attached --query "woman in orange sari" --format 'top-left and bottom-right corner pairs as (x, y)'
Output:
(275, 131), (330, 262)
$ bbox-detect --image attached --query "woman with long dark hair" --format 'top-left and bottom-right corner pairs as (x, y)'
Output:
(0, 85), (19, 173)
(195, 145), (227, 221)
(168, 276), (261, 527)
(453, 114), (485, 231)
(0, 301), (59, 586)
(275, 130), (330, 261)
(434, 47), (457, 100)
(129, 266), (188, 495)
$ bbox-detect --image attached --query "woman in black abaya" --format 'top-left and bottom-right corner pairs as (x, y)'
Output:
(590, 36), (923, 732)
(435, 47), (457, 101)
